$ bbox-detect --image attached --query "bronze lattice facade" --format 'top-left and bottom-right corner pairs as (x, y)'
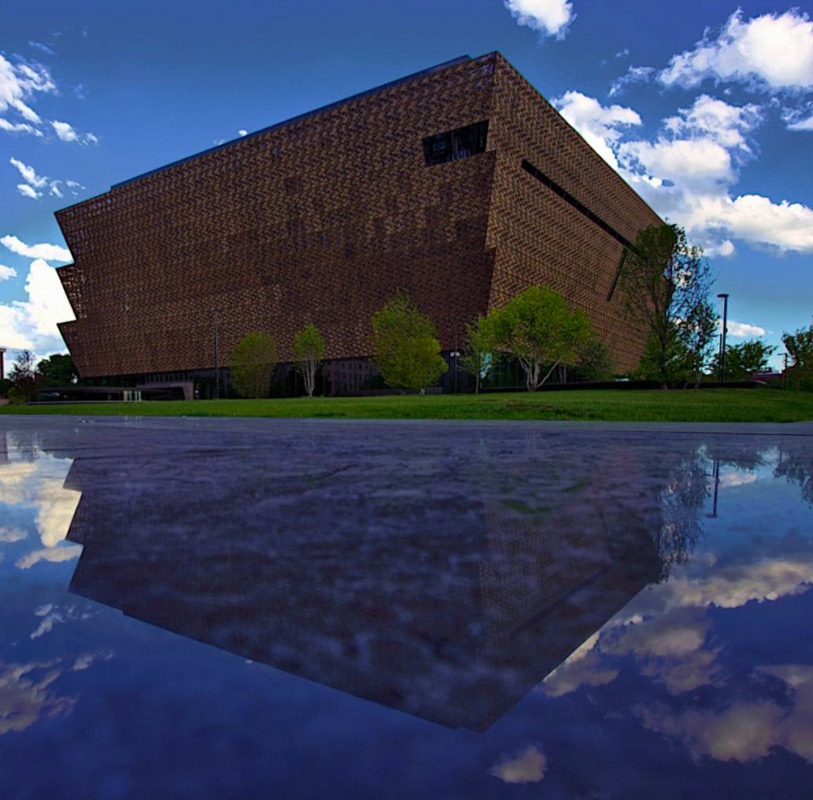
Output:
(55, 52), (662, 388)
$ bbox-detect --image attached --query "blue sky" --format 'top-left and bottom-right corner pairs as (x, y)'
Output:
(1, 0), (812, 370)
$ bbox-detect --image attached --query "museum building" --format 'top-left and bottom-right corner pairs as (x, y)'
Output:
(54, 51), (662, 396)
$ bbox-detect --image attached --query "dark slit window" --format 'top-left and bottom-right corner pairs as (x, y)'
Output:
(423, 120), (489, 166)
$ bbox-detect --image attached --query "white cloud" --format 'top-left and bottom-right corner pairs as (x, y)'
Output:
(726, 320), (767, 338)
(504, 0), (575, 39)
(10, 158), (47, 188)
(0, 235), (72, 262)
(0, 258), (76, 351)
(0, 264), (17, 280)
(662, 95), (762, 152)
(609, 65), (654, 96)
(558, 89), (813, 254)
(490, 746), (547, 784)
(16, 183), (40, 199)
(238, 129), (248, 136)
(0, 55), (55, 128)
(8, 158), (82, 201)
(0, 118), (42, 136)
(660, 9), (813, 91)
(555, 90), (641, 169)
(51, 120), (76, 142)
(787, 114), (813, 131)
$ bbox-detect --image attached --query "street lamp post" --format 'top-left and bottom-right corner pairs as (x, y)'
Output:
(213, 307), (220, 400)
(717, 293), (729, 383)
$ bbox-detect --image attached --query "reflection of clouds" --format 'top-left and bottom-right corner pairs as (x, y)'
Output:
(0, 463), (38, 505)
(72, 651), (114, 672)
(15, 545), (83, 570)
(28, 603), (97, 639)
(541, 632), (619, 698)
(638, 665), (813, 765)
(0, 527), (27, 542)
(0, 450), (80, 569)
(0, 660), (75, 735)
(718, 471), (758, 489)
(490, 745), (547, 784)
(664, 558), (813, 609)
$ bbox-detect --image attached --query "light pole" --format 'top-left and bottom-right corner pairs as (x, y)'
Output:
(213, 307), (220, 400)
(717, 293), (729, 383)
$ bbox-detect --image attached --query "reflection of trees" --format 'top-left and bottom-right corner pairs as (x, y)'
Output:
(775, 448), (813, 506)
(654, 450), (709, 580)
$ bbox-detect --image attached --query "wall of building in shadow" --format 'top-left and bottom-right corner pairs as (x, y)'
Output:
(60, 442), (671, 731)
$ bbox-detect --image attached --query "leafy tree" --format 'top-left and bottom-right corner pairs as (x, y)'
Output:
(293, 323), (325, 398)
(678, 299), (718, 387)
(458, 316), (493, 393)
(230, 333), (277, 398)
(782, 322), (813, 391)
(575, 334), (614, 382)
(371, 293), (448, 393)
(634, 325), (692, 384)
(620, 224), (713, 388)
(37, 353), (78, 386)
(9, 349), (39, 400)
(710, 339), (775, 381)
(487, 285), (595, 391)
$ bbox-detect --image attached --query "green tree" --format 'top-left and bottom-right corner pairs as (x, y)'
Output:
(458, 316), (493, 393)
(634, 325), (692, 384)
(371, 293), (448, 393)
(37, 353), (78, 386)
(621, 224), (713, 388)
(678, 299), (718, 387)
(710, 339), (776, 381)
(293, 322), (325, 397)
(230, 333), (277, 398)
(782, 322), (813, 391)
(9, 349), (39, 400)
(487, 285), (595, 391)
(575, 334), (614, 382)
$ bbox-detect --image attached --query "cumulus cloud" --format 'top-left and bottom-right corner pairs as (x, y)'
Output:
(659, 9), (813, 91)
(490, 746), (547, 783)
(0, 264), (17, 280)
(504, 0), (575, 39)
(555, 90), (641, 169)
(0, 235), (71, 262)
(726, 320), (767, 337)
(557, 90), (813, 254)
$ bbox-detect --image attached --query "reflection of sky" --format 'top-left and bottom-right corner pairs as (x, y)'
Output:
(1, 421), (812, 798)
(537, 445), (813, 775)
(0, 432), (82, 571)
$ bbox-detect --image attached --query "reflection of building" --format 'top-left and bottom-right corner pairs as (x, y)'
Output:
(55, 52), (661, 395)
(62, 446), (663, 731)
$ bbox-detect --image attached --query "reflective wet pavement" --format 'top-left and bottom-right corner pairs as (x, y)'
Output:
(1, 416), (813, 799)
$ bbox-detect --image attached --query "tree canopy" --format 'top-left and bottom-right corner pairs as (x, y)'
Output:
(487, 285), (595, 391)
(710, 339), (775, 381)
(37, 353), (78, 386)
(621, 224), (713, 388)
(230, 333), (277, 398)
(371, 293), (448, 392)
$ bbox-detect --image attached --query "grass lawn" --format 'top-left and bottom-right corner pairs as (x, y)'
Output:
(2, 388), (813, 423)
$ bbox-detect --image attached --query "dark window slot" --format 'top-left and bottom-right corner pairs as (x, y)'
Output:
(423, 120), (489, 166)
(521, 159), (635, 253)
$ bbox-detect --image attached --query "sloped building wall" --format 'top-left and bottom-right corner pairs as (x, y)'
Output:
(56, 57), (498, 378)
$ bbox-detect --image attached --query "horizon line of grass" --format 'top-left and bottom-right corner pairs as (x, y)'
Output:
(2, 388), (813, 423)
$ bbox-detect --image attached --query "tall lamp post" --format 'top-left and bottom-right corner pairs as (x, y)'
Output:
(717, 293), (729, 383)
(213, 307), (220, 400)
